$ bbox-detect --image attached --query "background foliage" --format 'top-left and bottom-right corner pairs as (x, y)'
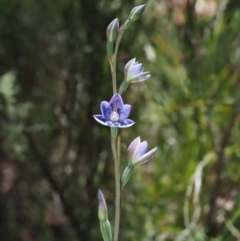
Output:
(0, 0), (240, 241)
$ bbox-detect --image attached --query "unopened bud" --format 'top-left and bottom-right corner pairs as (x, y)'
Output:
(106, 18), (119, 43)
(129, 5), (145, 22)
(124, 5), (145, 29)
(98, 190), (108, 221)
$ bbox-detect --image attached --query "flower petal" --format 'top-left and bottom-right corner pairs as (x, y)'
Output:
(133, 141), (148, 162)
(93, 115), (109, 126)
(118, 119), (135, 128)
(128, 63), (143, 78)
(106, 121), (120, 127)
(100, 101), (112, 120)
(93, 115), (135, 128)
(124, 58), (136, 77)
(130, 72), (151, 83)
(119, 104), (131, 121)
(109, 93), (124, 109)
(135, 147), (158, 165)
(127, 136), (141, 161)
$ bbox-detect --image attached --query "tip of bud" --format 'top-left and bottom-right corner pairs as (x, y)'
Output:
(135, 4), (146, 11)
(123, 4), (146, 30)
(97, 189), (101, 198)
(129, 4), (145, 22)
(106, 18), (119, 43)
(98, 190), (106, 206)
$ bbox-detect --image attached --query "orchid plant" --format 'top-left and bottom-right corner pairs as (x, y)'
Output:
(93, 4), (157, 241)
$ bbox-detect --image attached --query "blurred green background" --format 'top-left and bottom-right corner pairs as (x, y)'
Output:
(0, 0), (240, 240)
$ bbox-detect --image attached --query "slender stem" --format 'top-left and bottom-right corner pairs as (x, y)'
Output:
(110, 30), (124, 95)
(117, 135), (121, 158)
(113, 31), (124, 74)
(110, 134), (121, 241)
(114, 161), (121, 241)
(108, 27), (125, 241)
(109, 59), (116, 94)
(111, 135), (118, 160)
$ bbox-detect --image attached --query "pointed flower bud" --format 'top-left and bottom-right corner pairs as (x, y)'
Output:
(129, 4), (145, 22)
(127, 136), (158, 166)
(97, 190), (112, 241)
(124, 5), (145, 29)
(106, 18), (119, 43)
(124, 58), (151, 83)
(98, 190), (108, 221)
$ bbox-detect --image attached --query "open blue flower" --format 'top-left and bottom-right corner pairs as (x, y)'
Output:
(93, 93), (135, 128)
(124, 58), (151, 83)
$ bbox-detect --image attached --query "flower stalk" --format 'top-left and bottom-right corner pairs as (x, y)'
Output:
(109, 28), (124, 94)
(108, 27), (125, 241)
(95, 5), (153, 241)
(110, 128), (121, 241)
(107, 20), (128, 241)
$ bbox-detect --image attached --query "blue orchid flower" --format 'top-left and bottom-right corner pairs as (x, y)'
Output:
(93, 93), (135, 128)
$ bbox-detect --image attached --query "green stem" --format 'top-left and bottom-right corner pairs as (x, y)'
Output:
(109, 59), (116, 94)
(108, 27), (125, 241)
(114, 158), (121, 241)
(113, 31), (124, 75)
(110, 134), (121, 241)
(109, 30), (124, 95)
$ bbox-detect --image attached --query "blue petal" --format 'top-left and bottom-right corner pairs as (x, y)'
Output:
(134, 141), (148, 161)
(135, 147), (158, 165)
(105, 121), (116, 127)
(119, 104), (131, 121)
(131, 72), (151, 83)
(128, 63), (143, 78)
(93, 115), (135, 128)
(109, 93), (124, 109)
(93, 115), (109, 126)
(127, 136), (141, 160)
(124, 58), (136, 77)
(101, 101), (112, 120)
(118, 119), (135, 128)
